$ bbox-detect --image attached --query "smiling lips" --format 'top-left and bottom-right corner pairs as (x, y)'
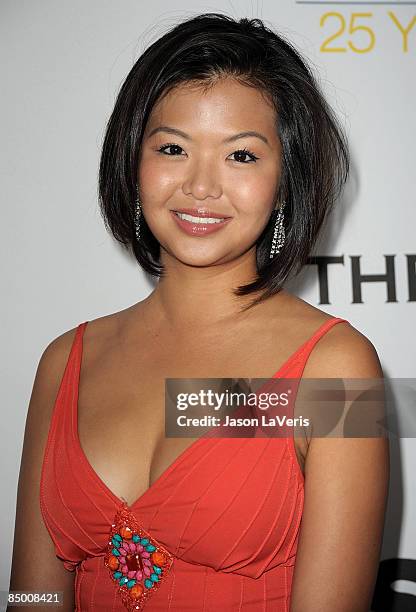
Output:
(171, 208), (232, 236)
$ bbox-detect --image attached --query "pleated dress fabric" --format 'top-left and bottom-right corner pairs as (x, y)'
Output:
(40, 316), (348, 611)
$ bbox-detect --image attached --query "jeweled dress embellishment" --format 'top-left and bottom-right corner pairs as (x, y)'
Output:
(104, 501), (174, 611)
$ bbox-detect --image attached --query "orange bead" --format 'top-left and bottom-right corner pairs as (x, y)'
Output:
(119, 526), (133, 539)
(130, 584), (144, 599)
(151, 551), (166, 566)
(107, 555), (119, 570)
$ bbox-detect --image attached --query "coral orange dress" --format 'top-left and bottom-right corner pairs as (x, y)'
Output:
(40, 316), (349, 611)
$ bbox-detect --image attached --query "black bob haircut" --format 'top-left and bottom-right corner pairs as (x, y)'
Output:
(98, 12), (349, 311)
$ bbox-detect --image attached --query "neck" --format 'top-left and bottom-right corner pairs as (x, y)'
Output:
(144, 248), (266, 329)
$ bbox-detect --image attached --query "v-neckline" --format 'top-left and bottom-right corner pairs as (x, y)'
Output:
(72, 317), (343, 511)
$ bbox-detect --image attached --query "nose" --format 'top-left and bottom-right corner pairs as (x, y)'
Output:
(182, 158), (223, 201)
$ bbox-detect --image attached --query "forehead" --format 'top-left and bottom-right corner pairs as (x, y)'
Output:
(145, 78), (278, 139)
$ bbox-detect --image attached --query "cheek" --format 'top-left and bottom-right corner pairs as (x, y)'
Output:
(231, 173), (277, 219)
(138, 156), (176, 201)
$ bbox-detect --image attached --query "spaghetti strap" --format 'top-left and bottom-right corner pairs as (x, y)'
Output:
(64, 322), (88, 380)
(301, 317), (349, 350)
(76, 321), (89, 342)
(70, 322), (88, 368)
(47, 321), (89, 423)
(64, 321), (88, 362)
(278, 316), (349, 378)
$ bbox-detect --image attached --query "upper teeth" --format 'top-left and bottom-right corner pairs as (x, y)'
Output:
(175, 212), (226, 224)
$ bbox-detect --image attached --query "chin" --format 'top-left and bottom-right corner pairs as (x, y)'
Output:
(163, 246), (231, 268)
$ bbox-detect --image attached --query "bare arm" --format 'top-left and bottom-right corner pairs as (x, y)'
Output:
(290, 325), (390, 612)
(8, 328), (78, 612)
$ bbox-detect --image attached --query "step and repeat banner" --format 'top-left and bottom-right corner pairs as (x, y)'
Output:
(2, 1), (415, 610)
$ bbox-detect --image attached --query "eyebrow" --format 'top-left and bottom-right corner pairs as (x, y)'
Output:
(146, 126), (270, 146)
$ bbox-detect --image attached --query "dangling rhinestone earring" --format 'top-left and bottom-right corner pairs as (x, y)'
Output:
(269, 201), (286, 259)
(134, 192), (141, 242)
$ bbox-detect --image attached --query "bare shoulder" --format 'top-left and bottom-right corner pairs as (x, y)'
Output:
(41, 322), (79, 360)
(297, 312), (386, 456)
(302, 315), (383, 379)
(265, 291), (384, 376)
(38, 302), (148, 394)
(273, 292), (382, 378)
(24, 308), (129, 453)
(33, 325), (81, 424)
(28, 312), (116, 428)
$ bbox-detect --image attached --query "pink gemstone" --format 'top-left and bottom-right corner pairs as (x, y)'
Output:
(119, 548), (128, 555)
(138, 545), (143, 552)
(143, 566), (151, 577)
(119, 556), (126, 564)
(121, 565), (128, 574)
(129, 542), (136, 552)
(142, 551), (150, 558)
(135, 570), (143, 580)
(127, 571), (136, 579)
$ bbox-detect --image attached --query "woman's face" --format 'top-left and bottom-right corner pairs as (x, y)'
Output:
(138, 77), (282, 267)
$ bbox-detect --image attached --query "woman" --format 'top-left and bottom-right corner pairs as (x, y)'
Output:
(9, 12), (389, 612)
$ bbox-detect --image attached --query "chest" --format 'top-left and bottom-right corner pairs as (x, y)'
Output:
(77, 332), (306, 507)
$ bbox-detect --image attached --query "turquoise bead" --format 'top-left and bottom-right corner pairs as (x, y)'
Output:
(146, 544), (156, 552)
(132, 535), (140, 542)
(119, 577), (128, 585)
(144, 578), (153, 589)
(150, 573), (159, 582)
(113, 571), (122, 579)
(153, 566), (162, 574)
(111, 537), (121, 547)
(127, 579), (136, 589)
(141, 538), (149, 545)
(112, 548), (120, 556)
(113, 533), (122, 542)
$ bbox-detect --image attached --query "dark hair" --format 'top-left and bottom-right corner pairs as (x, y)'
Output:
(98, 12), (349, 311)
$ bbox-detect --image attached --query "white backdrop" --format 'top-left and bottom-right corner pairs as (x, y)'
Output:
(2, 1), (415, 609)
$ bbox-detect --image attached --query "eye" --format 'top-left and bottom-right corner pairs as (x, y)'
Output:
(157, 143), (185, 156)
(229, 148), (259, 164)
(156, 143), (259, 163)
